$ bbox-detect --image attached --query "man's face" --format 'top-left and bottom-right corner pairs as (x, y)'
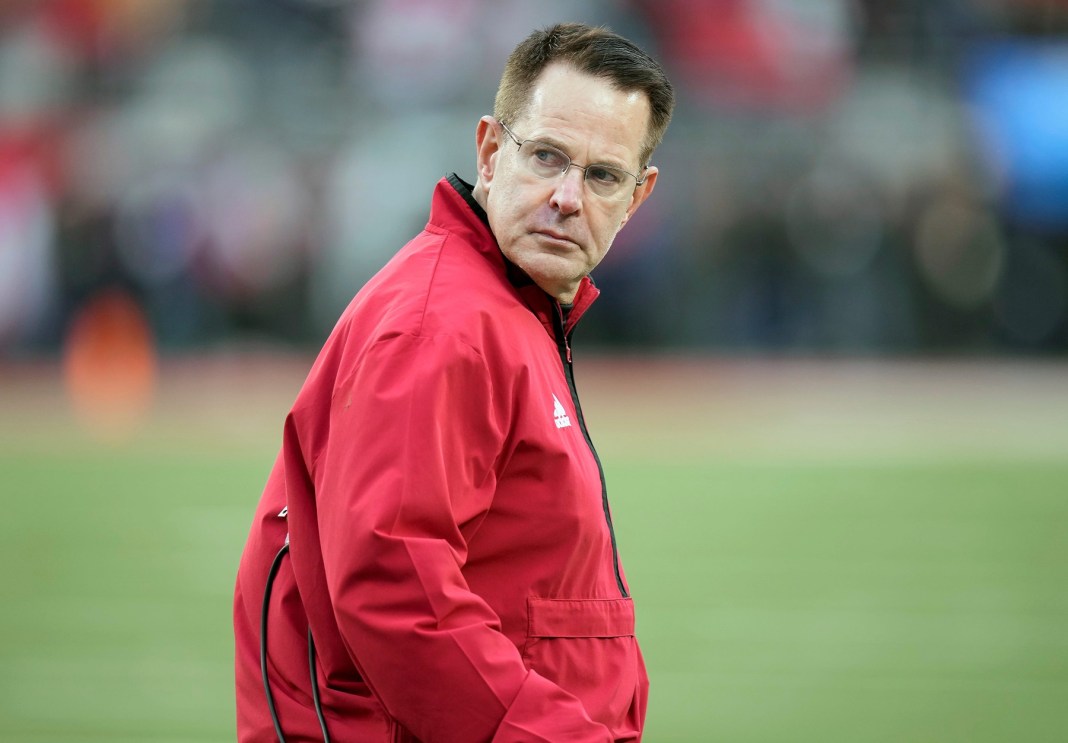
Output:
(475, 63), (659, 304)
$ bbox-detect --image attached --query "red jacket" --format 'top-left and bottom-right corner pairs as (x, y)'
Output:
(234, 175), (648, 742)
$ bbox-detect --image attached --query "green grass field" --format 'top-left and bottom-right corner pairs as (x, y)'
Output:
(2, 355), (1066, 742)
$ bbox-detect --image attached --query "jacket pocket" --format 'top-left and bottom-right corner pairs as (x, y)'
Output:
(522, 597), (647, 739)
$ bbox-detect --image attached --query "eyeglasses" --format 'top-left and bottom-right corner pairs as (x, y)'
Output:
(499, 121), (646, 202)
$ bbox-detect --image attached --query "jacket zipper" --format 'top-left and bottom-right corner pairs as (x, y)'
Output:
(553, 304), (628, 598)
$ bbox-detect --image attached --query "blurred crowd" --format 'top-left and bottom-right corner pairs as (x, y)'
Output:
(2, 0), (1068, 357)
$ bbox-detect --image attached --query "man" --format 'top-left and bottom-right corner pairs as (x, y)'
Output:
(234, 22), (674, 742)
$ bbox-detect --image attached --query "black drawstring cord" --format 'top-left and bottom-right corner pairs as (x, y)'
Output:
(260, 540), (333, 742)
(260, 542), (290, 742)
(309, 628), (331, 742)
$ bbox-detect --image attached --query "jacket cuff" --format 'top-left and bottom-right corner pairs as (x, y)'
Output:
(491, 670), (613, 743)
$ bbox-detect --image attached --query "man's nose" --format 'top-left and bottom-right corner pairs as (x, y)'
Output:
(549, 167), (585, 214)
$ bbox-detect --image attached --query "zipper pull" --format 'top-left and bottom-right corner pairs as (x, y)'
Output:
(555, 301), (573, 364)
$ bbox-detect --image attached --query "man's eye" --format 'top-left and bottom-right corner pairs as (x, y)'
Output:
(532, 146), (567, 168)
(588, 166), (623, 185)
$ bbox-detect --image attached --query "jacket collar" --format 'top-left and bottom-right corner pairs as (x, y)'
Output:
(435, 174), (600, 338)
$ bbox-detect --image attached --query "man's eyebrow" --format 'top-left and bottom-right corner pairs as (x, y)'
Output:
(531, 134), (630, 170)
(529, 133), (573, 154)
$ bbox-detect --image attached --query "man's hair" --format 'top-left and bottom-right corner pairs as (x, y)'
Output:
(494, 23), (675, 169)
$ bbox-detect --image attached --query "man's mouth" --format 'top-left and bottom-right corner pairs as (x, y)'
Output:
(534, 230), (578, 248)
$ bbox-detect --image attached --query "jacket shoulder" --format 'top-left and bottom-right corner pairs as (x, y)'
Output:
(318, 228), (529, 376)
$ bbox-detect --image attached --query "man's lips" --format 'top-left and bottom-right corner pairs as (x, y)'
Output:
(533, 230), (579, 248)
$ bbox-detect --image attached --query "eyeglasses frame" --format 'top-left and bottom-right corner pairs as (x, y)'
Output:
(498, 120), (648, 198)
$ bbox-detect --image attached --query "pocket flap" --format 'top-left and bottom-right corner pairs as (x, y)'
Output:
(527, 597), (636, 638)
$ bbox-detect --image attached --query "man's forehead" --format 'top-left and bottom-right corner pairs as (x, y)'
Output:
(519, 65), (650, 156)
(527, 63), (647, 110)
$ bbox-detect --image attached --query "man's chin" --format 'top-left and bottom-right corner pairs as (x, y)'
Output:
(528, 268), (583, 304)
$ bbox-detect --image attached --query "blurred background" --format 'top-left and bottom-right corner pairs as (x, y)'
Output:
(2, 1), (1068, 742)
(3, 0), (1068, 359)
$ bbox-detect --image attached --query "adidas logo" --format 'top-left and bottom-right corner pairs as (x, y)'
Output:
(553, 394), (572, 429)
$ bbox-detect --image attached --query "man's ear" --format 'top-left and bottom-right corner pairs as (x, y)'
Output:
(619, 165), (659, 230)
(475, 116), (502, 190)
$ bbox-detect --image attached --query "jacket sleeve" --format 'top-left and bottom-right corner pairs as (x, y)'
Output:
(312, 331), (612, 742)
